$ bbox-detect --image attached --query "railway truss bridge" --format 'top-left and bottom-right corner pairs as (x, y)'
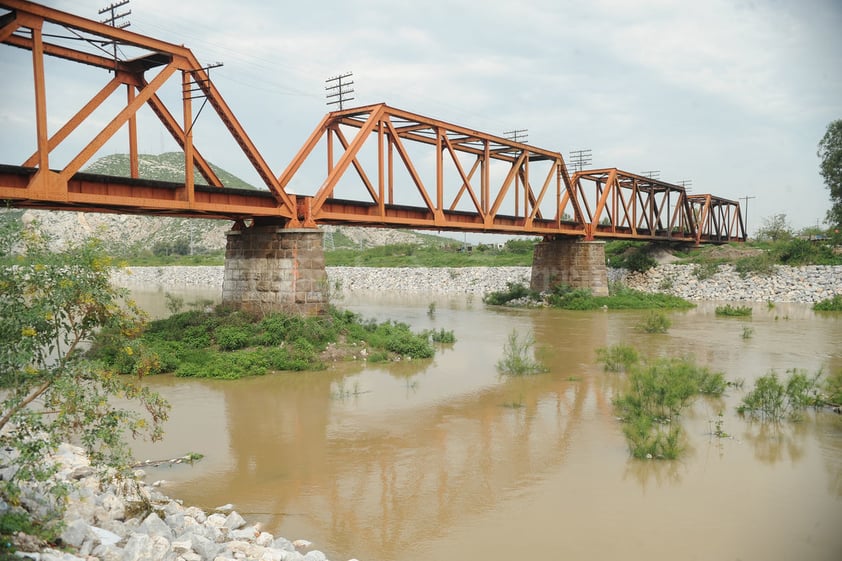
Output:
(0, 0), (745, 312)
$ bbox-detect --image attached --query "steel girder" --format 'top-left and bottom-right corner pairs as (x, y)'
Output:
(0, 0), (298, 222)
(569, 169), (697, 242)
(688, 194), (746, 243)
(279, 104), (587, 235)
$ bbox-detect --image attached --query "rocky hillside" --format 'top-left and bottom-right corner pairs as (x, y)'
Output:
(15, 153), (442, 253)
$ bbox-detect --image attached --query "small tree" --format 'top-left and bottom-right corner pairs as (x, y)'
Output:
(0, 216), (169, 532)
(755, 213), (793, 242)
(818, 119), (842, 227)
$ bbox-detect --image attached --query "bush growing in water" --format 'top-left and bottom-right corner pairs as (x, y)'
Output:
(636, 311), (671, 333)
(737, 369), (823, 421)
(595, 344), (638, 372)
(496, 329), (547, 376)
(599, 348), (726, 459)
(715, 304), (753, 317)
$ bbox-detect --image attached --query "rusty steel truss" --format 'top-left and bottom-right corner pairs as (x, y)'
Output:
(0, 0), (745, 244)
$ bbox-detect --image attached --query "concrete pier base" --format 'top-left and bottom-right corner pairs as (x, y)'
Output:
(222, 226), (327, 316)
(530, 239), (609, 296)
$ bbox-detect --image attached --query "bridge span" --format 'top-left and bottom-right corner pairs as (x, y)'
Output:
(0, 0), (746, 313)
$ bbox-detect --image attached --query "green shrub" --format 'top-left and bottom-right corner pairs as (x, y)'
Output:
(596, 344), (639, 372)
(734, 254), (774, 277)
(496, 329), (547, 376)
(214, 325), (253, 351)
(813, 295), (842, 311)
(624, 250), (657, 272)
(637, 311), (671, 333)
(692, 262), (719, 280)
(737, 369), (822, 421)
(715, 304), (752, 317)
(545, 284), (597, 309)
(824, 370), (842, 405)
(483, 282), (538, 305)
(428, 328), (456, 344)
(613, 354), (725, 459)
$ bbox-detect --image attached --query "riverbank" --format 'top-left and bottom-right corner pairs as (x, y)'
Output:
(112, 264), (842, 303)
(2, 444), (348, 561)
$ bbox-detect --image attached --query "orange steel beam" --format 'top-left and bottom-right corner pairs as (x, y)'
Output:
(0, 0), (298, 223)
(688, 194), (746, 243)
(570, 168), (700, 242)
(278, 103), (586, 236)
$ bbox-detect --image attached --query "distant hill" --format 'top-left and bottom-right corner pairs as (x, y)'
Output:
(15, 153), (453, 255)
(84, 152), (258, 190)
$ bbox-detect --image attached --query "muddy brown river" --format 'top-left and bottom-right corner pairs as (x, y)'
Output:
(130, 289), (842, 561)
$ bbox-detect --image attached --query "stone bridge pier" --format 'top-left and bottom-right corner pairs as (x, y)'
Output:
(530, 239), (609, 297)
(222, 224), (328, 316)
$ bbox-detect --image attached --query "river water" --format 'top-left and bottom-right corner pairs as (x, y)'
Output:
(130, 288), (842, 561)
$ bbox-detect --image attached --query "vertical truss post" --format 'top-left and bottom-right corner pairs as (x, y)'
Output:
(31, 21), (48, 172)
(182, 70), (194, 203)
(127, 84), (138, 178)
(377, 120), (385, 216)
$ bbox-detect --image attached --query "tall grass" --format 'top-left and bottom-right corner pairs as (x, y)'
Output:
(496, 330), (547, 376)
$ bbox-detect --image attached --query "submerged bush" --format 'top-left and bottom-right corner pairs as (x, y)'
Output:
(612, 354), (726, 460)
(496, 329), (547, 376)
(715, 304), (752, 317)
(596, 344), (639, 372)
(636, 311), (671, 333)
(737, 369), (823, 421)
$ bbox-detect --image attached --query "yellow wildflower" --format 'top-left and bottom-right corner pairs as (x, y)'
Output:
(21, 326), (36, 337)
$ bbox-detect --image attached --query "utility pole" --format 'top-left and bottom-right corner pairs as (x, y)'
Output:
(568, 149), (592, 173)
(99, 1), (131, 65)
(504, 129), (528, 144)
(326, 72), (355, 110)
(678, 179), (692, 192)
(740, 195), (756, 237)
(640, 170), (660, 180)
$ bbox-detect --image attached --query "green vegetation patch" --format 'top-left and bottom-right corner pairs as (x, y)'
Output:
(813, 294), (842, 311)
(715, 304), (753, 317)
(91, 307), (438, 378)
(326, 239), (536, 267)
(737, 369), (823, 421)
(496, 329), (547, 376)
(598, 347), (726, 460)
(484, 282), (694, 310)
(548, 284), (694, 310)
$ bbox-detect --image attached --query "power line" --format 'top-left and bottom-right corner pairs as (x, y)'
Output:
(325, 72), (354, 110)
(98, 0), (130, 68)
(568, 149), (592, 173)
(503, 129), (528, 143)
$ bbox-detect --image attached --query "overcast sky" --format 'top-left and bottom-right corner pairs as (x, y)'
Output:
(2, 0), (841, 235)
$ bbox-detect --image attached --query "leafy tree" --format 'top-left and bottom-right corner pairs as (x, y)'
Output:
(0, 216), (169, 533)
(755, 213), (793, 242)
(818, 119), (842, 227)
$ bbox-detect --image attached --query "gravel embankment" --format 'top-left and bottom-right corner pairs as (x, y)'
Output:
(113, 264), (842, 303)
(3, 444), (344, 561)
